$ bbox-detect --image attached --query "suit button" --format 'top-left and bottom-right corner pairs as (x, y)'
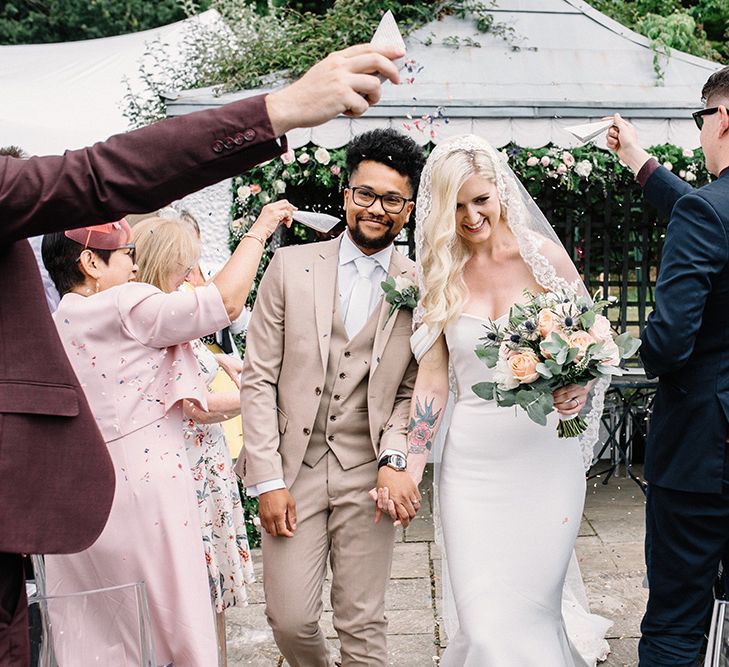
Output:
(243, 128), (256, 141)
(333, 394), (341, 400)
(223, 136), (235, 149)
(315, 387), (322, 396)
(330, 415), (337, 421)
(344, 351), (351, 358)
(303, 427), (311, 435)
(211, 140), (224, 153)
(233, 132), (245, 145)
(328, 435), (335, 442)
(339, 372), (346, 379)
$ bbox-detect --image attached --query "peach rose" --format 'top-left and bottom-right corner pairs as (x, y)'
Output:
(537, 309), (558, 338)
(589, 314), (613, 343)
(568, 330), (596, 361)
(508, 350), (540, 384)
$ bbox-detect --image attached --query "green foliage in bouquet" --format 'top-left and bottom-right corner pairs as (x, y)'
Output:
(472, 290), (641, 436)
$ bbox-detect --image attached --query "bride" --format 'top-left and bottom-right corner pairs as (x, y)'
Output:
(376, 135), (611, 665)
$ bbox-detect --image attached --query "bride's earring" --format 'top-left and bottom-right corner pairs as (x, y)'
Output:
(94, 280), (100, 294)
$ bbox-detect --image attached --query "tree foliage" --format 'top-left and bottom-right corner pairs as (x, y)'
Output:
(590, 0), (728, 64)
(0, 0), (213, 44)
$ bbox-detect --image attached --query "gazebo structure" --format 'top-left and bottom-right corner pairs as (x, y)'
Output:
(165, 0), (722, 334)
(165, 0), (722, 150)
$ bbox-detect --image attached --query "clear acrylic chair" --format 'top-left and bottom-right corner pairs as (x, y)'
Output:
(27, 580), (156, 666)
(705, 599), (729, 666)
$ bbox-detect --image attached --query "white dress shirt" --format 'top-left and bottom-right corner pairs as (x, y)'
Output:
(246, 233), (398, 497)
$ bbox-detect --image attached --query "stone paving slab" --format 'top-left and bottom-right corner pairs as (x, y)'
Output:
(227, 465), (648, 666)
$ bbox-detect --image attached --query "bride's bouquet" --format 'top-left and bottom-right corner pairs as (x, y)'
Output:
(472, 289), (641, 437)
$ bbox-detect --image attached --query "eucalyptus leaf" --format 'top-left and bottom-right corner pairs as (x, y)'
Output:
(475, 345), (499, 368)
(472, 382), (495, 401)
(535, 362), (553, 378)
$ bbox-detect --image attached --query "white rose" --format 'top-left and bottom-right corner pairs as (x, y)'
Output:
(298, 152), (310, 164)
(574, 160), (593, 178)
(679, 170), (687, 178)
(393, 275), (415, 292)
(556, 163), (567, 175)
(273, 179), (287, 194)
(237, 185), (251, 201)
(663, 161), (673, 171)
(493, 358), (521, 390)
(280, 150), (295, 165)
(260, 192), (271, 204)
(526, 156), (539, 167)
(540, 156), (551, 167)
(314, 147), (331, 165)
(682, 148), (694, 158)
(561, 151), (575, 167)
(685, 171), (697, 182)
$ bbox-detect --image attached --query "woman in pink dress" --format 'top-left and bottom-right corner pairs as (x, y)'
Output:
(41, 210), (292, 667)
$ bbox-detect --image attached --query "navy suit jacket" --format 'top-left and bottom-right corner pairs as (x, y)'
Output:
(0, 94), (285, 553)
(641, 165), (729, 493)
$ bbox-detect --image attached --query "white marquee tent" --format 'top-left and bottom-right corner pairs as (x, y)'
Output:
(0, 10), (223, 156)
(165, 0), (723, 150)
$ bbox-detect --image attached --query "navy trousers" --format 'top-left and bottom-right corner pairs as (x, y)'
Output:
(639, 484), (729, 666)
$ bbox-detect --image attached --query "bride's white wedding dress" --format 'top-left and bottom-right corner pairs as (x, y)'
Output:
(437, 312), (612, 667)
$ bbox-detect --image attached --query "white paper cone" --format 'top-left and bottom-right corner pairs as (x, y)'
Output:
(292, 210), (341, 233)
(563, 120), (613, 144)
(370, 10), (406, 78)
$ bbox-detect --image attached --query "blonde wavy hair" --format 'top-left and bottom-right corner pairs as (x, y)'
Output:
(419, 147), (504, 332)
(132, 216), (200, 293)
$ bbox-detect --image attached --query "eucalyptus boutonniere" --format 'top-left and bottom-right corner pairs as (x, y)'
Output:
(381, 275), (419, 323)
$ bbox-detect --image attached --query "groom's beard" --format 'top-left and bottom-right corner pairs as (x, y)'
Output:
(349, 215), (398, 251)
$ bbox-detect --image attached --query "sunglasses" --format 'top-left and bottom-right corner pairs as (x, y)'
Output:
(692, 106), (720, 130)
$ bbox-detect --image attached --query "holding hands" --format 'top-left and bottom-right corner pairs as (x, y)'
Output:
(369, 467), (422, 528)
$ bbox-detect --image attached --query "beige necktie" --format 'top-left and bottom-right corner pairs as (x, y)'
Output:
(344, 256), (377, 338)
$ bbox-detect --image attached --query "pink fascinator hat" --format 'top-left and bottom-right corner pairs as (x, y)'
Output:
(65, 219), (133, 250)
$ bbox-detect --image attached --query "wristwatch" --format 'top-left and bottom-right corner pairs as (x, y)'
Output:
(378, 453), (407, 472)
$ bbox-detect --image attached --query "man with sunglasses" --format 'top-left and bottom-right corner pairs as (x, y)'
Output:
(236, 128), (425, 666)
(608, 66), (729, 666)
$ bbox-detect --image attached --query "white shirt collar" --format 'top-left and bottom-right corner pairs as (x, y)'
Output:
(338, 230), (393, 272)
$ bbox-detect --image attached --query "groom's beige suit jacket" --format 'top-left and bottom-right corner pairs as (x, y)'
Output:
(236, 235), (418, 488)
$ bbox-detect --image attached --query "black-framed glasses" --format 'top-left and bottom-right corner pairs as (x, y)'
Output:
(692, 106), (720, 130)
(76, 244), (136, 263)
(120, 245), (136, 263)
(349, 186), (411, 214)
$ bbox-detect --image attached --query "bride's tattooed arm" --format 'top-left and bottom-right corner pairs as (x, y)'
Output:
(408, 397), (442, 455)
(405, 334), (450, 484)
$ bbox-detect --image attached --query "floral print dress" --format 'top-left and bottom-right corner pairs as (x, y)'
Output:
(184, 339), (254, 612)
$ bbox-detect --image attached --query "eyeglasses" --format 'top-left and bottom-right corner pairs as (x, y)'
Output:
(349, 187), (412, 214)
(692, 106), (720, 130)
(76, 244), (136, 263)
(118, 245), (136, 263)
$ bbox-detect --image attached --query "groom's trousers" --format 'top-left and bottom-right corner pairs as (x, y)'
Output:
(262, 452), (395, 667)
(639, 483), (729, 666)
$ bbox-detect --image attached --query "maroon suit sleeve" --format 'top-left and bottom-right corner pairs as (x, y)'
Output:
(0, 94), (286, 245)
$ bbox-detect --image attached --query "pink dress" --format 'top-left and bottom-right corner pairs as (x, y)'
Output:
(45, 282), (231, 667)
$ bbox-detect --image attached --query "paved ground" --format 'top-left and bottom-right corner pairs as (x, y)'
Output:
(225, 465), (648, 666)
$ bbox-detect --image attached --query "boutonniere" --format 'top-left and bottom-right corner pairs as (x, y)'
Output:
(381, 275), (419, 324)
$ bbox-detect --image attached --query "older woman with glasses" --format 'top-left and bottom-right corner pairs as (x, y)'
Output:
(40, 208), (292, 667)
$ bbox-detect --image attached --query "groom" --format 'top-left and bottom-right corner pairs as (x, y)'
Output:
(607, 66), (729, 666)
(237, 128), (425, 666)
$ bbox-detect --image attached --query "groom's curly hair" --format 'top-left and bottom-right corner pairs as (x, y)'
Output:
(345, 128), (426, 198)
(702, 66), (729, 105)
